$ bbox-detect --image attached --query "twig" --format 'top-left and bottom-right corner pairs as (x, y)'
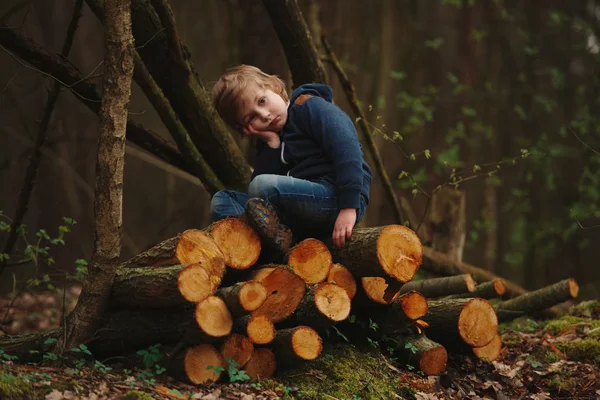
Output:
(570, 126), (600, 157)
(321, 34), (405, 225)
(572, 213), (600, 230)
(150, 0), (187, 69)
(1, 72), (17, 94)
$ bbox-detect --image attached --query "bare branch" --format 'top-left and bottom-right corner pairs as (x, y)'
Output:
(570, 126), (600, 157)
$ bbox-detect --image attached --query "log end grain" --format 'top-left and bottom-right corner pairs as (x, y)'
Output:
(178, 261), (224, 303)
(327, 263), (357, 300)
(287, 238), (332, 284)
(220, 334), (254, 368)
(568, 278), (579, 298)
(419, 344), (448, 376)
(465, 274), (476, 292)
(361, 277), (400, 305)
(494, 279), (506, 296)
(291, 326), (323, 360)
(210, 217), (261, 269)
(315, 282), (351, 322)
(472, 333), (502, 362)
(244, 348), (276, 379)
(251, 267), (276, 282)
(184, 344), (225, 384)
(458, 298), (498, 347)
(195, 296), (233, 337)
(247, 314), (276, 345)
(378, 225), (422, 282)
(254, 266), (306, 323)
(400, 290), (429, 320)
(176, 229), (224, 264)
(239, 280), (268, 311)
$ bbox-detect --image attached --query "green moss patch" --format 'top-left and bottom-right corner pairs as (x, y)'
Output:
(555, 338), (600, 364)
(0, 370), (33, 397)
(569, 300), (600, 318)
(276, 343), (402, 400)
(122, 390), (155, 400)
(544, 316), (600, 335)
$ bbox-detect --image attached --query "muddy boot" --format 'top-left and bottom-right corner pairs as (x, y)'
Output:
(245, 197), (293, 254)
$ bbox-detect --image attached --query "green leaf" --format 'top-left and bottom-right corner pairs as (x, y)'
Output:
(424, 149), (431, 159)
(43, 338), (58, 345)
(425, 38), (445, 50)
(390, 70), (406, 80)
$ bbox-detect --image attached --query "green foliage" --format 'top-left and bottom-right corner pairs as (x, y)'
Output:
(0, 370), (32, 397)
(224, 358), (250, 382)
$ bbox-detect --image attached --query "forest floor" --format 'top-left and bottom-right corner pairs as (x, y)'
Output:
(0, 287), (599, 400)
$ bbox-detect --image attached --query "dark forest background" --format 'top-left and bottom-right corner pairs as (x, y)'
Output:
(1, 0), (599, 298)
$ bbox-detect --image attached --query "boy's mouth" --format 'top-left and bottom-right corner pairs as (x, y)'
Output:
(270, 116), (280, 127)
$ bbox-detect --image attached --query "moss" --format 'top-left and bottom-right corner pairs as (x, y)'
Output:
(544, 316), (600, 335)
(276, 343), (402, 399)
(555, 338), (600, 364)
(546, 375), (579, 392)
(500, 318), (541, 333)
(569, 300), (600, 318)
(501, 333), (523, 347)
(0, 370), (33, 397)
(121, 390), (155, 400)
(531, 347), (561, 364)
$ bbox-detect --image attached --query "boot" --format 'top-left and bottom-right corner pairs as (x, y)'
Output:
(245, 197), (293, 254)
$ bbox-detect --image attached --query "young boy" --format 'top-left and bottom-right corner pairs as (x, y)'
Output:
(210, 65), (371, 251)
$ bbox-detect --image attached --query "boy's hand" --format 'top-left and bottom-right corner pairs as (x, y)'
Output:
(333, 208), (357, 248)
(242, 125), (280, 148)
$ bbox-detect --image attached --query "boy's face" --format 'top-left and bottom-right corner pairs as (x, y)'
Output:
(236, 85), (288, 134)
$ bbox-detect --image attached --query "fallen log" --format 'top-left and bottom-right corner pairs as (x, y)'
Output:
(400, 334), (448, 376)
(472, 333), (502, 362)
(121, 229), (224, 269)
(244, 348), (276, 379)
(296, 283), (351, 329)
(286, 238), (332, 284)
(220, 334), (254, 368)
(399, 274), (476, 298)
(205, 217), (261, 270)
(183, 344), (226, 384)
(252, 265), (306, 323)
(272, 326), (323, 364)
(494, 278), (579, 322)
(234, 314), (276, 345)
(329, 225), (422, 282)
(445, 279), (506, 300)
(327, 263), (357, 300)
(217, 281), (267, 317)
(423, 298), (498, 348)
(387, 291), (429, 322)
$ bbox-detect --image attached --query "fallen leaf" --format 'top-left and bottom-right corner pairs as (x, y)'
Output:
(45, 390), (64, 400)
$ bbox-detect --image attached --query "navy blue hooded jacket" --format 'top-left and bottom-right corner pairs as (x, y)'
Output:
(252, 84), (372, 210)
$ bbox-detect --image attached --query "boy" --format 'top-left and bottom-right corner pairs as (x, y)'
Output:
(210, 65), (371, 251)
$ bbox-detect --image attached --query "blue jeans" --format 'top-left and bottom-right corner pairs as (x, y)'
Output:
(210, 174), (367, 236)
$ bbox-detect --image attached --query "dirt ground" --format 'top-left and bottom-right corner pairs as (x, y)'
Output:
(0, 288), (598, 399)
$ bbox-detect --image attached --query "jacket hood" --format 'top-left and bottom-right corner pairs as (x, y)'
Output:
(289, 84), (333, 104)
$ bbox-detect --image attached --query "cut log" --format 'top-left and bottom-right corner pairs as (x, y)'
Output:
(390, 290), (429, 321)
(178, 260), (226, 303)
(205, 217), (261, 270)
(495, 278), (579, 322)
(472, 333), (502, 362)
(251, 266), (276, 281)
(252, 265), (306, 323)
(286, 238), (332, 284)
(360, 277), (401, 305)
(296, 283), (351, 329)
(445, 279), (506, 300)
(423, 298), (498, 348)
(244, 348), (276, 379)
(399, 274), (476, 298)
(220, 334), (254, 368)
(272, 326), (323, 363)
(217, 281), (267, 317)
(184, 344), (225, 384)
(122, 229), (224, 269)
(195, 296), (232, 338)
(404, 334), (448, 375)
(111, 264), (188, 308)
(327, 263), (357, 300)
(329, 225), (422, 282)
(234, 314), (276, 345)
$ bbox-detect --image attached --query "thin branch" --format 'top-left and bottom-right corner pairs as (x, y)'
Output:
(1, 72), (17, 94)
(150, 0), (187, 69)
(0, 0), (84, 277)
(322, 35), (404, 224)
(570, 126), (600, 157)
(572, 213), (600, 230)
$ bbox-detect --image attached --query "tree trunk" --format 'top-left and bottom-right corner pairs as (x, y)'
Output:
(286, 238), (332, 284)
(445, 279), (506, 300)
(400, 334), (448, 376)
(429, 187), (466, 262)
(262, 0), (327, 86)
(272, 326), (323, 363)
(57, 0), (134, 351)
(329, 225), (422, 282)
(399, 274), (476, 298)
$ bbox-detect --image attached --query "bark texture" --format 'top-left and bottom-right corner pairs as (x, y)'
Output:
(58, 0), (134, 350)
(399, 274), (476, 298)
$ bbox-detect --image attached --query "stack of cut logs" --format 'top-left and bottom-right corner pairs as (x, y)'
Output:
(104, 217), (580, 385)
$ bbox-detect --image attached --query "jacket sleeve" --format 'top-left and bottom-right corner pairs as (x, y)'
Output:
(296, 97), (364, 209)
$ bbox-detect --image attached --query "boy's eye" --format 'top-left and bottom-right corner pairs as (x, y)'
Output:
(259, 97), (266, 105)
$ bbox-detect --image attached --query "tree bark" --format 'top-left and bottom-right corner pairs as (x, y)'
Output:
(429, 187), (466, 262)
(445, 278), (506, 300)
(262, 0), (327, 86)
(58, 0), (134, 351)
(399, 274), (476, 298)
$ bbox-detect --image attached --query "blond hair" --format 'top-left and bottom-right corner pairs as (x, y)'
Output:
(211, 65), (288, 128)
